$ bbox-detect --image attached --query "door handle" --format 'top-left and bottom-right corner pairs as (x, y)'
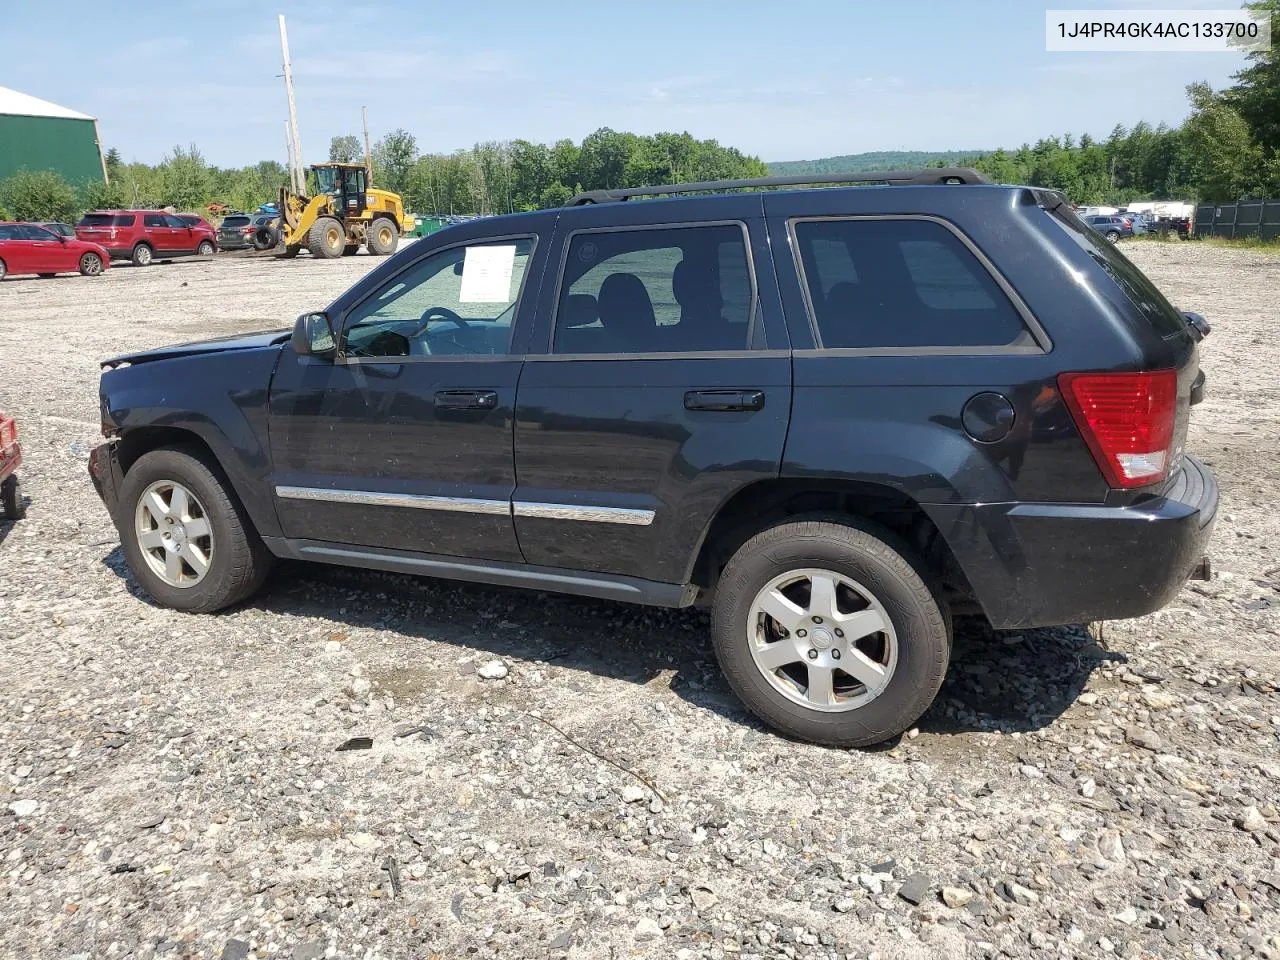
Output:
(684, 390), (765, 412)
(434, 390), (498, 410)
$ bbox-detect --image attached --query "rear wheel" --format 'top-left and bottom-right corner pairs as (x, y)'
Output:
(196, 239), (215, 256)
(1, 475), (24, 520)
(117, 447), (272, 612)
(79, 252), (103, 276)
(307, 217), (345, 259)
(366, 217), (399, 256)
(132, 243), (154, 266)
(1105, 230), (1120, 243)
(710, 517), (951, 747)
(0, 258), (6, 280)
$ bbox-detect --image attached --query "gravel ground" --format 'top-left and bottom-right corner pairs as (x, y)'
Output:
(1, 242), (1278, 960)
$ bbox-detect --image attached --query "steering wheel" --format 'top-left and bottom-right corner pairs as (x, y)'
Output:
(411, 306), (469, 337)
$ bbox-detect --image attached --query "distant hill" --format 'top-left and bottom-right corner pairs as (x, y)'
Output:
(768, 151), (987, 175)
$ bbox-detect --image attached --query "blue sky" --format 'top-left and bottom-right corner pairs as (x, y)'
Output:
(2, 0), (1254, 167)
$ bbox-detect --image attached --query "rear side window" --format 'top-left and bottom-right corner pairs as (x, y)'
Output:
(1048, 208), (1188, 337)
(554, 224), (754, 355)
(144, 214), (167, 228)
(79, 214), (134, 227)
(0, 225), (18, 240)
(792, 218), (1028, 349)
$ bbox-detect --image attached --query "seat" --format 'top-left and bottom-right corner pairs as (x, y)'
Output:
(596, 273), (657, 353)
(672, 259), (737, 351)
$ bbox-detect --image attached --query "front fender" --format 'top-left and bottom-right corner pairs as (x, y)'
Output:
(101, 346), (284, 537)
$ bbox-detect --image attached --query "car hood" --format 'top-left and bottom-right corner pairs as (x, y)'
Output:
(102, 329), (291, 369)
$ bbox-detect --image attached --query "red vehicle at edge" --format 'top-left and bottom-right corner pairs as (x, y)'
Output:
(0, 222), (110, 280)
(0, 413), (24, 520)
(76, 210), (217, 266)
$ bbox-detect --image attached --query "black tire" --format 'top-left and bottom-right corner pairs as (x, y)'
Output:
(131, 243), (154, 266)
(79, 252), (104, 276)
(116, 446), (272, 613)
(1105, 231), (1120, 243)
(1, 475), (24, 520)
(196, 239), (215, 256)
(0, 258), (6, 280)
(307, 217), (345, 259)
(38, 273), (57, 279)
(278, 244), (301, 259)
(342, 243), (360, 257)
(710, 517), (951, 748)
(366, 217), (399, 256)
(253, 225), (279, 251)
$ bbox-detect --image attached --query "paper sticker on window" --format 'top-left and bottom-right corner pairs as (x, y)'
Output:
(460, 245), (517, 303)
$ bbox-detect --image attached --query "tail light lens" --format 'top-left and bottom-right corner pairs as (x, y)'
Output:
(1058, 370), (1178, 488)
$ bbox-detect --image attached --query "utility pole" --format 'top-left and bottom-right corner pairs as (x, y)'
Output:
(283, 121), (295, 194)
(362, 105), (372, 183)
(278, 14), (304, 194)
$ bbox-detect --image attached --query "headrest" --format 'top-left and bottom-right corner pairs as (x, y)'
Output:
(561, 293), (599, 328)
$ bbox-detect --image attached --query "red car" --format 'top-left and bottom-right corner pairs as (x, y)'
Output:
(0, 412), (23, 520)
(75, 210), (217, 266)
(0, 222), (110, 280)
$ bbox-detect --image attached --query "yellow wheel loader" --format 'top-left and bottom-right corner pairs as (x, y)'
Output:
(275, 163), (410, 259)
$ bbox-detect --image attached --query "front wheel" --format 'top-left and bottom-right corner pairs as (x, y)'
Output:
(79, 252), (104, 276)
(116, 447), (272, 612)
(307, 217), (345, 259)
(1106, 230), (1120, 243)
(710, 518), (950, 747)
(196, 239), (215, 256)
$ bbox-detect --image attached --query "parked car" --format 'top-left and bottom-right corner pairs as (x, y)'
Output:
(1084, 214), (1134, 241)
(0, 222), (109, 279)
(38, 222), (77, 238)
(0, 411), (23, 520)
(75, 210), (217, 266)
(88, 169), (1217, 748)
(216, 213), (256, 250)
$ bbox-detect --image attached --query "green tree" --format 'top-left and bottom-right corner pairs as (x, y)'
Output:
(0, 169), (77, 222)
(1181, 81), (1263, 200)
(159, 144), (211, 211)
(104, 148), (123, 178)
(328, 135), (362, 163)
(1225, 0), (1280, 159)
(510, 140), (552, 210)
(80, 178), (128, 213)
(372, 129), (418, 194)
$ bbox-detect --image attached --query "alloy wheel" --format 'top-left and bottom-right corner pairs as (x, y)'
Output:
(134, 480), (214, 588)
(746, 568), (898, 712)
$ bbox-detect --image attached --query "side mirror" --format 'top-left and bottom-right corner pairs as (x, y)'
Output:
(57, 234), (67, 243)
(292, 312), (336, 357)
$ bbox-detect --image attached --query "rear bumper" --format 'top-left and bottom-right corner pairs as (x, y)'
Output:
(88, 441), (124, 520)
(926, 456), (1218, 629)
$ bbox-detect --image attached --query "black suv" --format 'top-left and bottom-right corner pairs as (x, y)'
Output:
(88, 170), (1217, 747)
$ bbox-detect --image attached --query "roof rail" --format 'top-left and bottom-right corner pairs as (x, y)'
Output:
(567, 168), (990, 206)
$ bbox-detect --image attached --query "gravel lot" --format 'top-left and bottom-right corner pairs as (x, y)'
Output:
(2, 241), (1278, 960)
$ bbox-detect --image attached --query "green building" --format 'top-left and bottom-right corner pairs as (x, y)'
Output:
(0, 86), (106, 186)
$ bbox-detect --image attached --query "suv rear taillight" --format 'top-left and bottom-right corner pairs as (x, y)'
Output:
(1058, 370), (1178, 489)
